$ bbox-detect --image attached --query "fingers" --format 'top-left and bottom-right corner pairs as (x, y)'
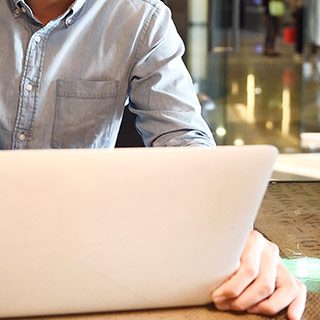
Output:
(247, 263), (307, 320)
(212, 230), (265, 302)
(287, 281), (307, 320)
(221, 241), (279, 312)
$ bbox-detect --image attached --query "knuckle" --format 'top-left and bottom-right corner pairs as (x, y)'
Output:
(290, 277), (300, 292)
(269, 242), (280, 256)
(283, 270), (297, 288)
(243, 264), (258, 279)
(297, 280), (307, 294)
(259, 282), (275, 297)
(224, 287), (241, 299)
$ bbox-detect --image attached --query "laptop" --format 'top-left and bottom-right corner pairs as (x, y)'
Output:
(0, 145), (278, 318)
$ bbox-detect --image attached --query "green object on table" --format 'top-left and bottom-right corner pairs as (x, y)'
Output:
(283, 258), (320, 292)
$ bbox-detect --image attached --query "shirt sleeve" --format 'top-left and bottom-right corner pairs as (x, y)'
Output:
(129, 2), (215, 148)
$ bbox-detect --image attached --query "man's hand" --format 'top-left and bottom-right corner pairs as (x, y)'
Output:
(211, 230), (307, 320)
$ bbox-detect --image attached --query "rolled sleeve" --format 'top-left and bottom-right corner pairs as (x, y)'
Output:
(129, 2), (215, 148)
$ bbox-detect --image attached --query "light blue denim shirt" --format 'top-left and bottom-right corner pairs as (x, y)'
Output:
(0, 0), (215, 149)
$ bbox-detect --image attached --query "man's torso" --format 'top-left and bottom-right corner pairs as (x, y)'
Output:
(0, 0), (161, 149)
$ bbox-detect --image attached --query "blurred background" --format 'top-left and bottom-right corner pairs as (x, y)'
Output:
(163, 0), (320, 180)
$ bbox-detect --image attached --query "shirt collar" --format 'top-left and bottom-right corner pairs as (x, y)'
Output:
(65, 0), (87, 26)
(11, 0), (87, 27)
(68, 0), (87, 18)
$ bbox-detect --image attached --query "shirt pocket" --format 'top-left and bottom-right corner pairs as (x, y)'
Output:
(52, 79), (119, 148)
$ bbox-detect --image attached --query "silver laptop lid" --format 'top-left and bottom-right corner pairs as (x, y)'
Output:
(0, 146), (278, 317)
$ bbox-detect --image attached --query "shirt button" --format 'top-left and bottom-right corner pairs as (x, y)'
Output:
(18, 133), (26, 142)
(34, 35), (42, 43)
(25, 83), (33, 92)
(14, 8), (21, 15)
(21, 7), (27, 13)
(66, 18), (72, 26)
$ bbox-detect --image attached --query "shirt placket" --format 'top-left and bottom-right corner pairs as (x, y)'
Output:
(12, 20), (59, 149)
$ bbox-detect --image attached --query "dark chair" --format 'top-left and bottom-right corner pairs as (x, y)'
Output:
(115, 105), (145, 148)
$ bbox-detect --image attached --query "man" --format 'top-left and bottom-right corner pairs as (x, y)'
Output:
(262, 0), (285, 56)
(290, 0), (305, 60)
(0, 0), (306, 319)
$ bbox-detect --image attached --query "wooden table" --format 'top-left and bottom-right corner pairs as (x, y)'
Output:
(10, 182), (320, 320)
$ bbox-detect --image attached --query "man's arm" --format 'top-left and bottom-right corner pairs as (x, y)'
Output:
(130, 2), (306, 319)
(129, 3), (215, 148)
